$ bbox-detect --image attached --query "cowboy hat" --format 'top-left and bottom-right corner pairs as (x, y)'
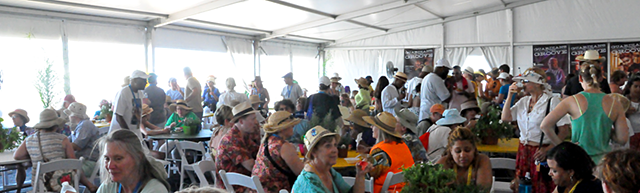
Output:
(34, 109), (66, 130)
(303, 126), (339, 159)
(231, 101), (259, 123)
(169, 100), (193, 112)
(435, 109), (467, 126)
(345, 109), (369, 128)
(464, 67), (474, 75)
(393, 72), (408, 82)
(576, 50), (606, 62)
(264, 111), (301, 133)
(395, 108), (418, 134)
(8, 109), (29, 123)
(141, 104), (154, 118)
(330, 73), (342, 82)
(363, 112), (402, 138)
(355, 77), (369, 88)
(249, 95), (261, 105)
(254, 76), (262, 83)
(460, 101), (481, 116)
(63, 102), (89, 120)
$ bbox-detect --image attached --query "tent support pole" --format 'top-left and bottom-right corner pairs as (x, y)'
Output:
(508, 9), (514, 71)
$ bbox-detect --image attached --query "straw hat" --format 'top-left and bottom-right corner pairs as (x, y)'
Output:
(609, 93), (630, 111)
(422, 65), (433, 73)
(395, 108), (418, 134)
(363, 112), (402, 138)
(249, 95), (261, 105)
(330, 73), (342, 82)
(263, 111), (301, 133)
(165, 96), (172, 103)
(8, 109), (30, 123)
(435, 109), (467, 126)
(141, 104), (154, 118)
(34, 109), (66, 129)
(339, 106), (351, 125)
(393, 72), (408, 82)
(464, 67), (474, 75)
(207, 75), (216, 84)
(169, 100), (193, 112)
(231, 101), (259, 123)
(576, 50), (606, 62)
(355, 77), (369, 88)
(303, 126), (339, 159)
(460, 101), (480, 115)
(345, 109), (369, 128)
(63, 102), (89, 120)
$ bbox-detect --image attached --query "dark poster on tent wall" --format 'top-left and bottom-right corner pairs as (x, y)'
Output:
(569, 43), (608, 77)
(404, 48), (434, 79)
(610, 42), (640, 74)
(533, 44), (569, 93)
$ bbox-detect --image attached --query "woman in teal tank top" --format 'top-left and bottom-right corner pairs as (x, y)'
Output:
(540, 63), (628, 164)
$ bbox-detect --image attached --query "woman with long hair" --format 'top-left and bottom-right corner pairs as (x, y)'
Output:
(541, 63), (629, 164)
(208, 105), (233, 159)
(373, 76), (389, 114)
(97, 129), (170, 193)
(546, 142), (603, 193)
(436, 127), (492, 189)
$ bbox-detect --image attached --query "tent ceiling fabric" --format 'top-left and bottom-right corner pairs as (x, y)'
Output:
(0, 0), (538, 44)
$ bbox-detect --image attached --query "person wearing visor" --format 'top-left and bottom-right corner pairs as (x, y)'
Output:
(501, 67), (571, 193)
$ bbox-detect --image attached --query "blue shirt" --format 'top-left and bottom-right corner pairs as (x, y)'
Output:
(499, 84), (516, 108)
(69, 120), (100, 161)
(166, 88), (185, 101)
(289, 119), (311, 144)
(202, 86), (221, 105)
(292, 168), (351, 193)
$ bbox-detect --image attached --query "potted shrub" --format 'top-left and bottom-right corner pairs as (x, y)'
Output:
(182, 117), (200, 135)
(337, 132), (351, 158)
(401, 162), (487, 193)
(99, 103), (113, 122)
(472, 105), (514, 145)
(0, 118), (24, 152)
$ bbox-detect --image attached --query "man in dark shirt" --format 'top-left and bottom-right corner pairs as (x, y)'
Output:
(306, 76), (342, 123)
(563, 62), (611, 97)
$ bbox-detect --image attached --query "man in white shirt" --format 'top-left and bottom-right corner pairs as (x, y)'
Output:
(217, 77), (248, 108)
(381, 72), (408, 116)
(419, 59), (452, 121)
(404, 65), (432, 102)
(425, 109), (466, 163)
(447, 66), (476, 111)
(110, 70), (149, 140)
(281, 72), (303, 103)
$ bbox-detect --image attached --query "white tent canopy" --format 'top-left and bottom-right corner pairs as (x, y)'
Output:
(1, 0), (639, 124)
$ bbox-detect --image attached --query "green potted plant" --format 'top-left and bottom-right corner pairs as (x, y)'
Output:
(401, 162), (487, 193)
(182, 117), (200, 135)
(0, 118), (24, 152)
(99, 103), (113, 122)
(337, 132), (351, 158)
(472, 104), (514, 145)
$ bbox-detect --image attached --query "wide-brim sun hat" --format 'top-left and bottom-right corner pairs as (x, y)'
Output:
(512, 70), (546, 85)
(435, 109), (467, 126)
(303, 126), (339, 159)
(264, 111), (301, 133)
(576, 50), (606, 62)
(8, 109), (30, 124)
(330, 73), (342, 82)
(393, 72), (408, 82)
(63, 102), (89, 120)
(460, 101), (481, 115)
(249, 95), (261, 105)
(230, 101), (259, 123)
(395, 108), (418, 134)
(363, 112), (402, 138)
(34, 109), (66, 129)
(141, 104), (154, 117)
(355, 77), (369, 88)
(169, 100), (193, 112)
(345, 109), (369, 128)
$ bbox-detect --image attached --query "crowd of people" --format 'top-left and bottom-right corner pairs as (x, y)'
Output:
(4, 49), (640, 193)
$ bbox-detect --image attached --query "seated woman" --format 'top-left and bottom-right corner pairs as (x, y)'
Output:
(13, 109), (98, 192)
(8, 109), (33, 136)
(597, 149), (640, 193)
(546, 142), (604, 193)
(460, 101), (480, 129)
(209, 105), (233, 160)
(345, 109), (375, 153)
(364, 112), (415, 193)
(97, 129), (170, 193)
(252, 111), (305, 192)
(275, 99), (310, 145)
(292, 126), (372, 193)
(436, 127), (492, 189)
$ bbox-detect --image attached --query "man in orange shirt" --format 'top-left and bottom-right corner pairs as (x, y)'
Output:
(483, 68), (501, 100)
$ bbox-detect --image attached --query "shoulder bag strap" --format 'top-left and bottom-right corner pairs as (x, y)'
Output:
(538, 97), (555, 150)
(263, 135), (297, 184)
(37, 132), (50, 162)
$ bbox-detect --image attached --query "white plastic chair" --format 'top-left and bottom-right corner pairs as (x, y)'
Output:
(218, 170), (265, 193)
(380, 171), (404, 192)
(176, 141), (207, 190)
(343, 176), (375, 192)
(490, 158), (516, 193)
(79, 157), (101, 186)
(192, 160), (217, 187)
(33, 159), (82, 193)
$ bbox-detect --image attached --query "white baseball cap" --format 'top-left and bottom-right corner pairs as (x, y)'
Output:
(130, 70), (150, 79)
(497, 72), (510, 80)
(319, 76), (330, 86)
(435, 59), (451, 69)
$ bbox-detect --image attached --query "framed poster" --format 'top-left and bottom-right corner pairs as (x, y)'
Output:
(403, 48), (434, 79)
(610, 42), (640, 74)
(533, 44), (568, 93)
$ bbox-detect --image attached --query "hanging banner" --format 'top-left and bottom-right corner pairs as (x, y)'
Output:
(610, 42), (640, 74)
(533, 44), (568, 93)
(569, 43), (608, 76)
(404, 48), (434, 79)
